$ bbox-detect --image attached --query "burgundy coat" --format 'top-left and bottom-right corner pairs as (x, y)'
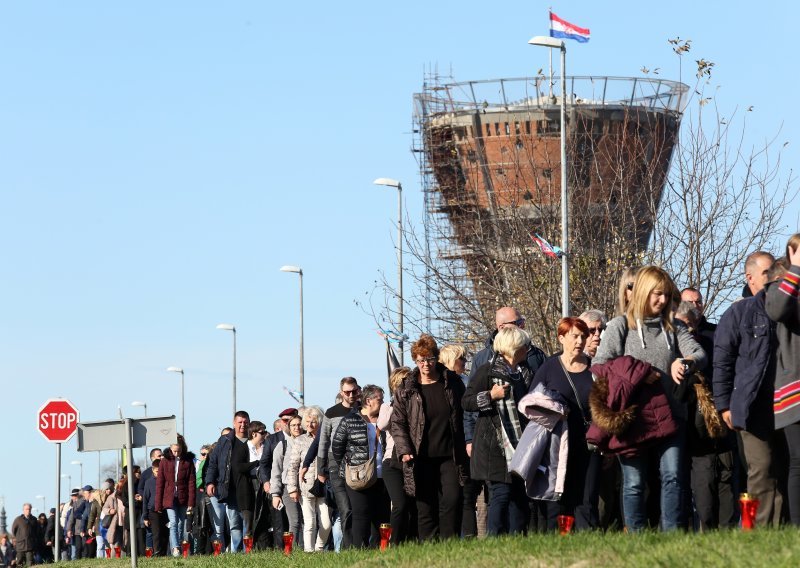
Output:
(155, 450), (197, 511)
(586, 356), (678, 457)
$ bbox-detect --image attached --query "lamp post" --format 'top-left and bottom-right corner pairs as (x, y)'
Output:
(216, 324), (237, 416)
(167, 367), (185, 434)
(70, 460), (83, 489)
(280, 266), (305, 406)
(60, 474), (71, 500)
(373, 177), (404, 364)
(528, 36), (570, 317)
(35, 495), (46, 515)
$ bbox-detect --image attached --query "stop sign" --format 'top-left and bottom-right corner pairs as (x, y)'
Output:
(38, 399), (80, 443)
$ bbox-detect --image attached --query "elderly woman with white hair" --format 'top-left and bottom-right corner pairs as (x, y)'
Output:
(287, 406), (330, 552)
(462, 326), (535, 536)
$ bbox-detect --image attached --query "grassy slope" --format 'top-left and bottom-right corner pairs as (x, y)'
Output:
(69, 530), (800, 568)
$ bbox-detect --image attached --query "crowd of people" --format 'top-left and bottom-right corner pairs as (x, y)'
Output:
(4, 235), (800, 563)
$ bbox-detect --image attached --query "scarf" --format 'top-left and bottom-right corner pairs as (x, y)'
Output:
(490, 358), (524, 467)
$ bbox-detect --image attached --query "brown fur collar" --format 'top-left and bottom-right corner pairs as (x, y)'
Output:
(589, 376), (638, 436)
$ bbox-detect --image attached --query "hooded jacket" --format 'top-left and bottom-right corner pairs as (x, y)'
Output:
(586, 356), (678, 457)
(509, 383), (569, 501)
(155, 449), (197, 511)
(390, 364), (468, 497)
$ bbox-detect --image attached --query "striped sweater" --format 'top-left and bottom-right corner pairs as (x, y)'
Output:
(765, 265), (800, 429)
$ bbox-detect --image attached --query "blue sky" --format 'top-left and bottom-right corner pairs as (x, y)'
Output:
(2, 2), (797, 517)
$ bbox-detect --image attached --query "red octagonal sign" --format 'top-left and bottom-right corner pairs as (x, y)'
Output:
(38, 399), (80, 443)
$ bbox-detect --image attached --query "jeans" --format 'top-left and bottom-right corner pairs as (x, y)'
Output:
(166, 506), (187, 551)
(95, 533), (106, 558)
(487, 478), (529, 535)
(208, 495), (226, 543)
(210, 495), (244, 552)
(619, 434), (684, 531)
(328, 461), (352, 549)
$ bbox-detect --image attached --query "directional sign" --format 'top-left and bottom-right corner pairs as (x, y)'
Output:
(38, 399), (80, 443)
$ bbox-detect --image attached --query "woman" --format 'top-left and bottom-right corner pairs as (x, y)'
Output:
(463, 327), (533, 535)
(101, 479), (126, 551)
(392, 334), (468, 541)
(531, 317), (600, 529)
(287, 406), (332, 552)
(270, 415), (303, 550)
(332, 385), (390, 548)
(86, 486), (108, 558)
(593, 265), (706, 531)
(377, 366), (417, 544)
(616, 266), (639, 316)
(233, 422), (266, 541)
(155, 434), (197, 557)
(766, 235), (800, 524)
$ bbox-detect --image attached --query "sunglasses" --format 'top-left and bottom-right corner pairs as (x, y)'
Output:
(626, 282), (634, 290)
(200, 452), (208, 457)
(500, 317), (526, 327)
(587, 326), (605, 335)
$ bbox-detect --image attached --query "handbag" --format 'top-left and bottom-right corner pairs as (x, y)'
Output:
(309, 478), (327, 498)
(344, 419), (379, 491)
(101, 513), (113, 529)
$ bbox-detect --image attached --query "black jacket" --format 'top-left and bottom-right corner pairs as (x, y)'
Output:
(463, 355), (533, 483)
(331, 409), (385, 476)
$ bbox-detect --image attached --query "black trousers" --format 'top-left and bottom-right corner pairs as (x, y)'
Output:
(148, 511), (167, 556)
(345, 479), (390, 548)
(461, 454), (481, 538)
(690, 450), (737, 529)
(382, 459), (416, 544)
(329, 461), (353, 548)
(546, 446), (601, 531)
(415, 456), (462, 541)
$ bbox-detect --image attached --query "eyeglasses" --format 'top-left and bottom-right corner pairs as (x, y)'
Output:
(342, 389), (359, 396)
(587, 325), (605, 335)
(289, 423), (302, 428)
(415, 357), (437, 366)
(200, 452), (208, 457)
(500, 317), (525, 327)
(626, 282), (634, 291)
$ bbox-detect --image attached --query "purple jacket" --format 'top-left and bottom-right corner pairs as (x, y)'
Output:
(586, 356), (678, 457)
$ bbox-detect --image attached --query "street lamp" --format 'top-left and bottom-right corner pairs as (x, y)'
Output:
(528, 36), (570, 317)
(167, 367), (185, 434)
(35, 495), (46, 514)
(60, 474), (71, 499)
(70, 460), (83, 489)
(373, 177), (404, 364)
(280, 265), (305, 406)
(216, 323), (237, 417)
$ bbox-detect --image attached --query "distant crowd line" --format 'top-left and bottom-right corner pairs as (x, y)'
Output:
(4, 234), (800, 564)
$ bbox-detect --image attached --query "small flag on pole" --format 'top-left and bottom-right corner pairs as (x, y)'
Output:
(532, 234), (564, 258)
(283, 387), (303, 405)
(550, 11), (590, 43)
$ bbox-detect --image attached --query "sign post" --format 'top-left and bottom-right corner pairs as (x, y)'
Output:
(77, 415), (176, 568)
(38, 398), (80, 563)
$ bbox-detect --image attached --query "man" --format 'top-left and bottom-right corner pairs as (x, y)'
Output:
(714, 254), (786, 526)
(142, 458), (165, 556)
(258, 417), (289, 549)
(136, 448), (163, 553)
(65, 488), (85, 560)
(578, 310), (607, 358)
(742, 251), (776, 298)
(206, 411), (250, 553)
(44, 507), (56, 561)
(11, 504), (38, 567)
(302, 378), (361, 550)
(79, 486), (94, 558)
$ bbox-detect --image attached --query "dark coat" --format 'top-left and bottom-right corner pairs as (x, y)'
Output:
(462, 356), (533, 483)
(712, 290), (776, 432)
(586, 356), (678, 457)
(207, 432), (236, 502)
(331, 409), (385, 472)
(230, 438), (257, 511)
(390, 364), (468, 497)
(11, 514), (38, 553)
(155, 450), (197, 511)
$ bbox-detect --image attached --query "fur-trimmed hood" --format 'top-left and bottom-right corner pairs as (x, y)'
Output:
(586, 356), (678, 457)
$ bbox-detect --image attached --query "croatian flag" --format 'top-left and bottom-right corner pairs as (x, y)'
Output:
(532, 234), (564, 259)
(550, 11), (590, 43)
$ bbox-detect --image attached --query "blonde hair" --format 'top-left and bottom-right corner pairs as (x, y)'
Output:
(616, 266), (639, 316)
(438, 344), (466, 372)
(786, 233), (800, 259)
(492, 326), (530, 358)
(626, 265), (679, 331)
(388, 366), (411, 396)
(301, 406), (323, 430)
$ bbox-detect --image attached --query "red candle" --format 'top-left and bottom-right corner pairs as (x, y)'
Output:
(557, 514), (575, 535)
(114, 545), (121, 558)
(283, 532), (294, 555)
(379, 524), (392, 551)
(144, 547), (153, 558)
(181, 540), (190, 558)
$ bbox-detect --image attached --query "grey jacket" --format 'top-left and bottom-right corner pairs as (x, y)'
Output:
(765, 267), (800, 429)
(269, 435), (297, 497)
(594, 315), (707, 421)
(317, 403), (352, 473)
(509, 384), (569, 501)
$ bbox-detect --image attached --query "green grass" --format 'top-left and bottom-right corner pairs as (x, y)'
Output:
(68, 530), (800, 568)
